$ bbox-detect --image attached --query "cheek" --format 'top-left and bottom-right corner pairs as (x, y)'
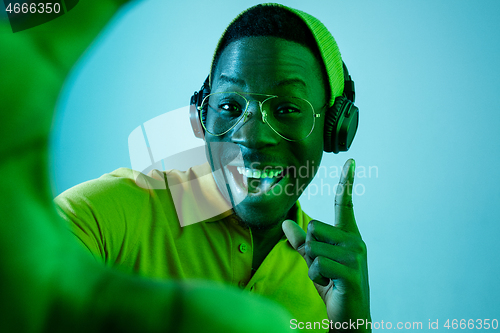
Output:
(294, 131), (324, 178)
(204, 136), (222, 168)
(307, 118), (325, 164)
(309, 115), (325, 155)
(205, 136), (243, 167)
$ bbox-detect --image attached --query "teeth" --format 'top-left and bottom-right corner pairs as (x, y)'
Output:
(236, 167), (284, 179)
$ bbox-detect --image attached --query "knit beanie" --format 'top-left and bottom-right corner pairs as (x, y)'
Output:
(209, 3), (344, 108)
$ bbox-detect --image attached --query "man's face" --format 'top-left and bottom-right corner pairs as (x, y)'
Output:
(205, 36), (327, 229)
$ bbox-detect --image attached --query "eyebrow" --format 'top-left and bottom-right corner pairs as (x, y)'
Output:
(218, 75), (247, 87)
(272, 78), (307, 89)
(217, 75), (307, 90)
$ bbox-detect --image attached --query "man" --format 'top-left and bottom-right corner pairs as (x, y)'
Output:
(55, 3), (371, 331)
(196, 4), (371, 328)
(0, 1), (294, 332)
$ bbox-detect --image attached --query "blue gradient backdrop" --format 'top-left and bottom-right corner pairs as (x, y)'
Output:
(45, 0), (500, 328)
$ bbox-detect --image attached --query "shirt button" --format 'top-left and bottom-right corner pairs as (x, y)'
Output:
(238, 243), (248, 253)
(238, 281), (246, 289)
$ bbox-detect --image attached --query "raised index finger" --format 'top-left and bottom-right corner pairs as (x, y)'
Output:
(335, 158), (360, 236)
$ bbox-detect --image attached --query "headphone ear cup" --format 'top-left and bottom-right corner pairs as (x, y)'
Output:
(190, 91), (205, 139)
(189, 77), (211, 139)
(323, 96), (359, 153)
(200, 85), (211, 125)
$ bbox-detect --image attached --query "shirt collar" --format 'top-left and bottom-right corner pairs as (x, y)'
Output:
(163, 162), (306, 229)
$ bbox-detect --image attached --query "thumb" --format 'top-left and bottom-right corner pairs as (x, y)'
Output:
(282, 219), (312, 266)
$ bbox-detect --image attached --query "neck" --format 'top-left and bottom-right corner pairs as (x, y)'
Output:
(251, 222), (284, 272)
(250, 204), (297, 271)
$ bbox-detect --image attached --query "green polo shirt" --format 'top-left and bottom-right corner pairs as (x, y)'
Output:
(55, 164), (328, 330)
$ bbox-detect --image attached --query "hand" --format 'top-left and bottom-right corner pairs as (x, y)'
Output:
(282, 159), (371, 332)
(0, 0), (136, 157)
(0, 3), (294, 332)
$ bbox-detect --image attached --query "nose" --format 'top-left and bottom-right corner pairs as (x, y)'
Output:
(230, 100), (280, 149)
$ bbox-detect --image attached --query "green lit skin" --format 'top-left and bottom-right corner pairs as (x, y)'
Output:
(208, 37), (371, 332)
(0, 2), (293, 332)
(208, 37), (327, 228)
(283, 161), (372, 333)
(207, 36), (326, 269)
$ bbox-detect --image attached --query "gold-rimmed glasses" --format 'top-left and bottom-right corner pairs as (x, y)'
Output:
(198, 92), (322, 141)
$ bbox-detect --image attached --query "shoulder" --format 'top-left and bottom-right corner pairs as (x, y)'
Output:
(54, 167), (170, 227)
(54, 168), (175, 262)
(56, 168), (162, 203)
(295, 201), (313, 232)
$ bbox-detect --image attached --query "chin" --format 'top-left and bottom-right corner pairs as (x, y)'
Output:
(232, 197), (294, 231)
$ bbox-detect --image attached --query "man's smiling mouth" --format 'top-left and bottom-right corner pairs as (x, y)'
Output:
(226, 164), (288, 195)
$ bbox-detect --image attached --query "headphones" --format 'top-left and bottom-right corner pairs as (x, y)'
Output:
(189, 61), (359, 153)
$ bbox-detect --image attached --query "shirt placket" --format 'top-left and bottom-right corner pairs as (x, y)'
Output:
(227, 216), (253, 289)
